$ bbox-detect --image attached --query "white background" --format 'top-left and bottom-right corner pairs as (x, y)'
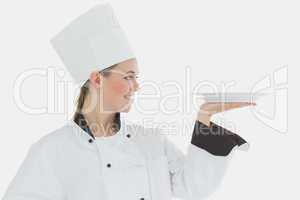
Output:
(0, 0), (299, 199)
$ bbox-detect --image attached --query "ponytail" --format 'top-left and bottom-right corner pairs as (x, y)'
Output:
(73, 64), (118, 125)
(73, 80), (90, 124)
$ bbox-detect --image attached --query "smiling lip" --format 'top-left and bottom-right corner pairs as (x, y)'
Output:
(124, 95), (134, 100)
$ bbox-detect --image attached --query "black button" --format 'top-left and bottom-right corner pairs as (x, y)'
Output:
(140, 198), (145, 200)
(107, 163), (111, 168)
(88, 139), (93, 143)
(126, 134), (131, 138)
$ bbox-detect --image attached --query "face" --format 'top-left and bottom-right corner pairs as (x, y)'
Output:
(96, 58), (140, 113)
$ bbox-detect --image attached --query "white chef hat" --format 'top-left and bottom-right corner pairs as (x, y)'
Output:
(50, 3), (135, 85)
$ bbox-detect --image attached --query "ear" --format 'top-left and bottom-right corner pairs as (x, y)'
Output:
(89, 71), (102, 89)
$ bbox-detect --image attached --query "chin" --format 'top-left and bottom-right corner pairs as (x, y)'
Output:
(120, 103), (132, 113)
(121, 105), (131, 113)
(122, 109), (130, 113)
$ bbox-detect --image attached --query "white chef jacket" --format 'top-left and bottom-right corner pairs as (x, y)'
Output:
(2, 113), (249, 200)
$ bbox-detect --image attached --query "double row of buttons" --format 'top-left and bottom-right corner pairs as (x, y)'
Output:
(87, 134), (145, 200)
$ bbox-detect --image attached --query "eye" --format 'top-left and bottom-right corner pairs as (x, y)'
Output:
(124, 76), (132, 80)
(124, 75), (139, 80)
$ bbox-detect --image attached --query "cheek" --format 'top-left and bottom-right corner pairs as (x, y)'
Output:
(110, 81), (129, 94)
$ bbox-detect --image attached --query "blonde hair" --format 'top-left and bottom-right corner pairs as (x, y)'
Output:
(73, 64), (118, 123)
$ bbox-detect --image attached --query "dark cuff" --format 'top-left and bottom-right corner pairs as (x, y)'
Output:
(191, 120), (248, 156)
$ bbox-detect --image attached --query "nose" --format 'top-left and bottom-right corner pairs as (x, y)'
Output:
(128, 76), (139, 92)
(133, 79), (140, 92)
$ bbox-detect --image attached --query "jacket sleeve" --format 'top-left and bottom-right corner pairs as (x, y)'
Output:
(2, 141), (65, 200)
(163, 120), (249, 200)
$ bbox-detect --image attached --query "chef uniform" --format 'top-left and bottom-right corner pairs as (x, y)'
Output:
(2, 3), (250, 200)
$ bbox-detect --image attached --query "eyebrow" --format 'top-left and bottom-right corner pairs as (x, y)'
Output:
(126, 70), (138, 74)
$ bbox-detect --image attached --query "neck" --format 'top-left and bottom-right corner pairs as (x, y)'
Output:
(83, 110), (118, 137)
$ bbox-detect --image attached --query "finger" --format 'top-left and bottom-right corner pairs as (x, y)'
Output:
(238, 102), (257, 106)
(204, 102), (240, 111)
(227, 102), (256, 109)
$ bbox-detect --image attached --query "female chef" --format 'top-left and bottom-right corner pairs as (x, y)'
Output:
(3, 3), (255, 200)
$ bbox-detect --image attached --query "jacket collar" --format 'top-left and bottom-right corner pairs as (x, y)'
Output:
(73, 112), (121, 140)
(68, 113), (146, 163)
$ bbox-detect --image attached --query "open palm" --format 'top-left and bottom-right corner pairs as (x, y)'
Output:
(199, 102), (256, 116)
